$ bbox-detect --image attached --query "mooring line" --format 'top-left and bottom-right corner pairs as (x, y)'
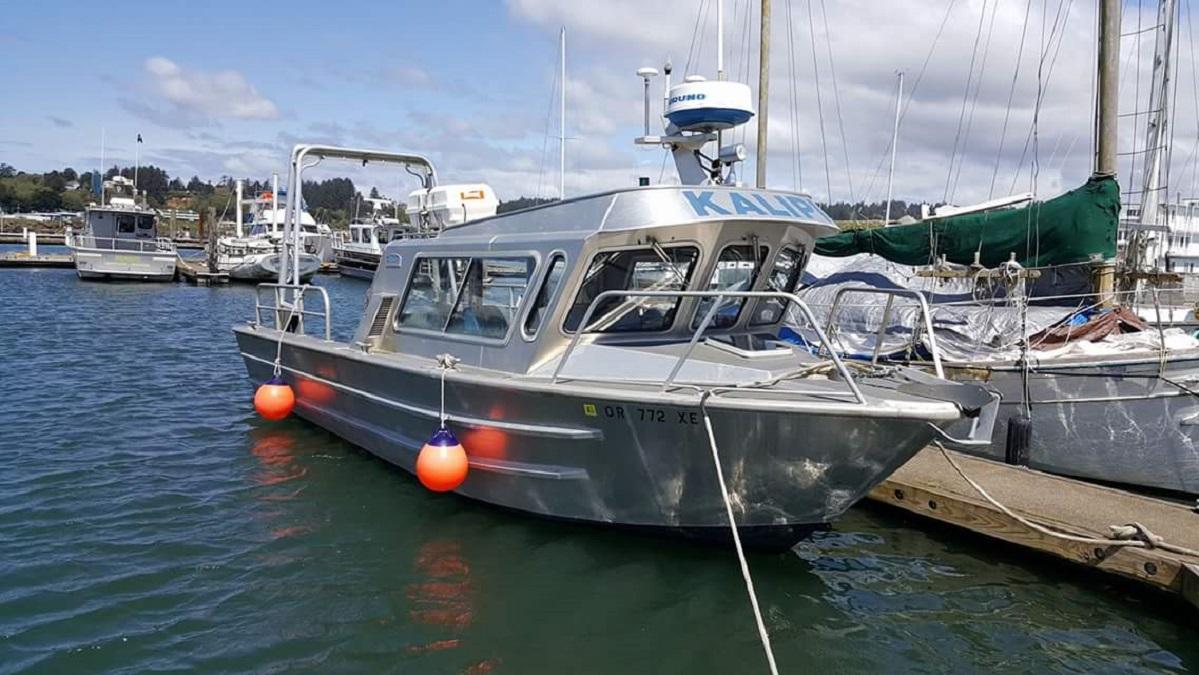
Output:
(699, 392), (780, 675)
(933, 440), (1199, 558)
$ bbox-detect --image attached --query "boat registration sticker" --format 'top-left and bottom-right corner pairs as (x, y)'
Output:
(582, 403), (597, 417)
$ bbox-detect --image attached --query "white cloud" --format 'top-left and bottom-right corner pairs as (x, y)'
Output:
(503, 0), (1187, 207)
(143, 57), (279, 120)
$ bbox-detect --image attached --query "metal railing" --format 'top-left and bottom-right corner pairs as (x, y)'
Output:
(550, 289), (867, 404)
(254, 283), (332, 340)
(822, 287), (946, 378)
(69, 234), (176, 253)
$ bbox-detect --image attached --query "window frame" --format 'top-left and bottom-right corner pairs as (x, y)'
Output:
(519, 251), (569, 342)
(691, 243), (769, 331)
(749, 243), (808, 327)
(393, 250), (541, 346)
(561, 242), (702, 335)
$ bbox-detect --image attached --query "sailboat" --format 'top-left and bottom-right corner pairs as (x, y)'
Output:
(796, 0), (1199, 496)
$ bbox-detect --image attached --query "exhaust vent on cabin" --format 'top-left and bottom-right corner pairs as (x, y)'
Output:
(367, 295), (396, 338)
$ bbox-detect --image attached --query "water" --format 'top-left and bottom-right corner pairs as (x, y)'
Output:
(0, 264), (1195, 674)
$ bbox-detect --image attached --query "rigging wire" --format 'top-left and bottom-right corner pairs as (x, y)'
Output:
(818, 0), (856, 204)
(859, 0), (959, 205)
(535, 51), (560, 200)
(943, 0), (992, 203)
(949, 0), (1002, 202)
(805, 0), (834, 202)
(989, 0), (1035, 199)
(1006, 0), (1074, 196)
(785, 0), (803, 191)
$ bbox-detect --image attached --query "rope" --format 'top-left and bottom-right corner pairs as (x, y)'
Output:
(435, 353), (459, 425)
(699, 392), (779, 675)
(272, 294), (303, 378)
(933, 440), (1199, 558)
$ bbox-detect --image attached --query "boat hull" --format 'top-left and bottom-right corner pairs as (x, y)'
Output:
(942, 354), (1199, 495)
(332, 248), (380, 280)
(72, 246), (177, 282)
(227, 252), (321, 282)
(235, 327), (942, 550)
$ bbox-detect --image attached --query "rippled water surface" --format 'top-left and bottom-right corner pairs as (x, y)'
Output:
(1, 265), (1196, 674)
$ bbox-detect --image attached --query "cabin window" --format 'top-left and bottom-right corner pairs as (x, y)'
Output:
(564, 246), (699, 333)
(692, 244), (768, 330)
(117, 214), (136, 234)
(396, 257), (471, 331)
(445, 257), (535, 339)
(523, 254), (567, 339)
(750, 244), (806, 325)
(137, 215), (155, 230)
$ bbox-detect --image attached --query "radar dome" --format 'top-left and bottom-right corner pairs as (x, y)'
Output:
(664, 80), (754, 132)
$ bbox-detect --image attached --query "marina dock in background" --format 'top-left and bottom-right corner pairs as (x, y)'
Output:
(0, 252), (73, 268)
(871, 447), (1199, 610)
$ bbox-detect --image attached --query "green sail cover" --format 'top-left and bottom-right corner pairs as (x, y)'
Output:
(813, 175), (1119, 267)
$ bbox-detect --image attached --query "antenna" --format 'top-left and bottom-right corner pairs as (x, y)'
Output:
(560, 26), (566, 200)
(717, 0), (724, 81)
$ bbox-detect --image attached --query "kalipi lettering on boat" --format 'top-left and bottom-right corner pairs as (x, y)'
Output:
(682, 190), (830, 223)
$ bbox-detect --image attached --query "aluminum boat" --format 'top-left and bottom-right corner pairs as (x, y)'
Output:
(234, 141), (997, 550)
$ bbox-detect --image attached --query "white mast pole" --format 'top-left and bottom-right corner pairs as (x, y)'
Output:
(272, 173), (280, 237)
(717, 0), (725, 80)
(235, 179), (244, 238)
(133, 137), (140, 203)
(883, 71), (903, 226)
(99, 128), (105, 204)
(560, 26), (566, 200)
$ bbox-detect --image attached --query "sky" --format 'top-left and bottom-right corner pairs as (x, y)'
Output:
(0, 0), (1196, 208)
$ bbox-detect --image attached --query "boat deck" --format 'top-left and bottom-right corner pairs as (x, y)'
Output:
(871, 447), (1199, 610)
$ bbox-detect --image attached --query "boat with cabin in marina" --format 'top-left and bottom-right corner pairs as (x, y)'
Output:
(68, 175), (177, 282)
(234, 67), (998, 548)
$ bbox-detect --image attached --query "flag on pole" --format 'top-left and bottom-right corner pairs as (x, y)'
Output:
(137, 134), (143, 143)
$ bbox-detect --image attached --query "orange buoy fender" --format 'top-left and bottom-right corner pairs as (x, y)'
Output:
(416, 427), (469, 492)
(254, 376), (295, 421)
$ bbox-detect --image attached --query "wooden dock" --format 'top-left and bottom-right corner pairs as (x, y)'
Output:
(0, 252), (73, 268)
(176, 257), (229, 285)
(870, 447), (1199, 610)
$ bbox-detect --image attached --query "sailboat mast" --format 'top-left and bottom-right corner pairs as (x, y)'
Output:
(560, 26), (566, 200)
(755, 0), (770, 188)
(883, 72), (903, 226)
(1094, 0), (1120, 177)
(1136, 0), (1176, 232)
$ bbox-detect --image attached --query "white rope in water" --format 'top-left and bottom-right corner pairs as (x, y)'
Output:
(932, 440), (1199, 558)
(699, 393), (779, 675)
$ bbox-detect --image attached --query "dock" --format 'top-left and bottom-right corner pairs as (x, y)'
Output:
(0, 252), (73, 268)
(176, 257), (229, 285)
(870, 447), (1199, 610)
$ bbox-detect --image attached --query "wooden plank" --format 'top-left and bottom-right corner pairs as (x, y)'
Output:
(1183, 564), (1199, 611)
(869, 472), (1198, 601)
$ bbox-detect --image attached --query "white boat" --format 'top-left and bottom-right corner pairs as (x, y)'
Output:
(215, 179), (322, 282)
(332, 186), (497, 280)
(69, 176), (177, 282)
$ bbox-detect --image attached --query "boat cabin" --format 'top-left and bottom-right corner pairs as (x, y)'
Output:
(355, 185), (837, 374)
(83, 202), (161, 251)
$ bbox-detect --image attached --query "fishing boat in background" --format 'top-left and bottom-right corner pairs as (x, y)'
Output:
(234, 60), (998, 549)
(332, 185), (497, 280)
(68, 175), (177, 281)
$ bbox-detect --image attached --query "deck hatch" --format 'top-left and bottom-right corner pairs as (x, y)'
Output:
(368, 295), (396, 337)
